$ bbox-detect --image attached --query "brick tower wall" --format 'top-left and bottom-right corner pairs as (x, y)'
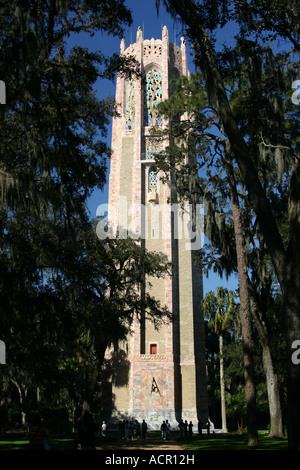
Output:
(102, 26), (208, 431)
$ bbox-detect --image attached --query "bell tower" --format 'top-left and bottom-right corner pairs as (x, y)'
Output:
(102, 26), (208, 429)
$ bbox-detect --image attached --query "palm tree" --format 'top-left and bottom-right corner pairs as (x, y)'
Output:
(202, 287), (238, 433)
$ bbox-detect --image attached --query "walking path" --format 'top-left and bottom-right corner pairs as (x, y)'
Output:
(96, 437), (184, 451)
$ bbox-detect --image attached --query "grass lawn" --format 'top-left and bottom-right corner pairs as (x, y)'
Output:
(182, 432), (288, 451)
(0, 430), (288, 451)
(0, 433), (77, 451)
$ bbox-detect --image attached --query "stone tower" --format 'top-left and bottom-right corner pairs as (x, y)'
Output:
(102, 26), (208, 429)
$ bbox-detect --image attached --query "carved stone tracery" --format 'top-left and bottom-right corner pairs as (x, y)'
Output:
(125, 78), (135, 130)
(144, 69), (162, 127)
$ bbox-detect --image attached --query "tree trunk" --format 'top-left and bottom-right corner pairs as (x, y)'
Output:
(283, 258), (300, 450)
(167, 0), (300, 448)
(284, 160), (300, 450)
(70, 400), (76, 433)
(10, 379), (27, 426)
(225, 156), (258, 446)
(249, 293), (284, 437)
(262, 346), (284, 437)
(209, 353), (217, 424)
(219, 334), (227, 432)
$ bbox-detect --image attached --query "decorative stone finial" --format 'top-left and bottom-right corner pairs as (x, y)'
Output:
(181, 36), (186, 51)
(137, 26), (143, 42)
(162, 25), (169, 40)
(120, 38), (125, 54)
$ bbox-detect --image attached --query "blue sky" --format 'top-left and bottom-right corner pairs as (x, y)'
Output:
(71, 0), (238, 295)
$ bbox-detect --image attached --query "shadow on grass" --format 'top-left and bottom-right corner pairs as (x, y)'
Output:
(0, 433), (76, 451)
(182, 432), (288, 451)
(0, 431), (288, 451)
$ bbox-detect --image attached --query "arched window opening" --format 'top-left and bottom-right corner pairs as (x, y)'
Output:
(144, 69), (162, 127)
(148, 166), (159, 203)
(148, 167), (158, 193)
(126, 78), (135, 130)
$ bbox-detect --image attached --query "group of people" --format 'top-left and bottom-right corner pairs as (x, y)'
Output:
(178, 419), (195, 439)
(114, 417), (215, 442)
(162, 417), (214, 440)
(177, 418), (215, 439)
(160, 419), (171, 440)
(117, 418), (148, 440)
(76, 415), (215, 448)
(27, 411), (215, 450)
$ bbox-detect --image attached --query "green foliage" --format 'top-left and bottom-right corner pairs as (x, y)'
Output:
(27, 407), (70, 435)
(155, 1), (299, 442)
(202, 288), (238, 336)
(0, 1), (169, 417)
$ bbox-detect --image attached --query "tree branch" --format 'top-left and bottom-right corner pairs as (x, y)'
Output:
(167, 0), (287, 283)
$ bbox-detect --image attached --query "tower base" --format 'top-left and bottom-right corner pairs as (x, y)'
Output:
(109, 408), (179, 431)
(101, 350), (207, 431)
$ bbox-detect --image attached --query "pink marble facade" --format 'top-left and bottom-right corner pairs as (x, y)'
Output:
(103, 26), (207, 430)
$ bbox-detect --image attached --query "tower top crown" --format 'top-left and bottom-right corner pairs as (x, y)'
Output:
(119, 25), (187, 75)
(120, 25), (171, 51)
